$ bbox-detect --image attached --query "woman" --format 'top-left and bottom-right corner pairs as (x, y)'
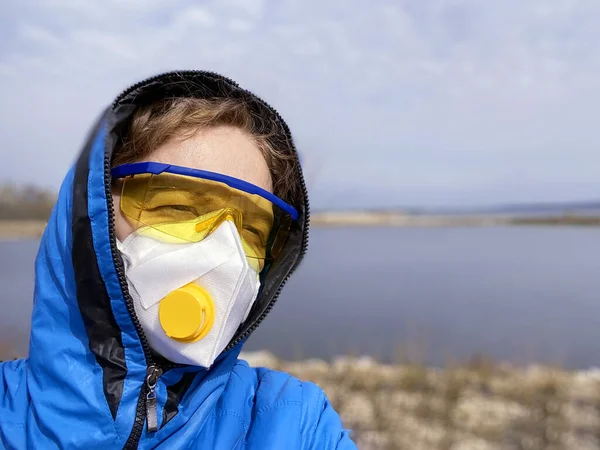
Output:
(0, 71), (356, 449)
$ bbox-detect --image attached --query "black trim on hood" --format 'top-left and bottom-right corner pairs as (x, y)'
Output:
(72, 109), (127, 420)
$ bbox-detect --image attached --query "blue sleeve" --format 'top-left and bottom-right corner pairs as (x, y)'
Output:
(0, 359), (28, 450)
(300, 381), (358, 450)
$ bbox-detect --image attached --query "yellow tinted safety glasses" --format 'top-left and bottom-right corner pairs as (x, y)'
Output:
(111, 162), (299, 272)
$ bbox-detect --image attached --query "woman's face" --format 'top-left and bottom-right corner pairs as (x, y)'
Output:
(112, 125), (272, 242)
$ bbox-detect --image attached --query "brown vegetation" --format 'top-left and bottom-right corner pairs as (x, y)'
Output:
(4, 341), (600, 449)
(511, 215), (600, 227)
(0, 184), (55, 221)
(0, 184), (54, 238)
(242, 351), (600, 450)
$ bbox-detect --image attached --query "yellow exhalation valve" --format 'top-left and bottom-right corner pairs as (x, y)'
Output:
(159, 283), (215, 343)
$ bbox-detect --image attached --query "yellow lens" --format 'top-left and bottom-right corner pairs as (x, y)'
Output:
(119, 172), (291, 270)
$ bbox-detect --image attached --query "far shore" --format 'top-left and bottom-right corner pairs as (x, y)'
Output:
(0, 220), (47, 240)
(312, 211), (600, 227)
(1, 213), (600, 240)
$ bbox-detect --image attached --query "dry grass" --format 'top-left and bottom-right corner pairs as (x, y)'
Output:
(4, 340), (599, 449)
(242, 351), (600, 450)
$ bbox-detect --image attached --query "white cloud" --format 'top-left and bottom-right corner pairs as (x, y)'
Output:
(228, 17), (255, 32)
(178, 6), (218, 29)
(69, 29), (139, 61)
(18, 23), (62, 47)
(0, 0), (599, 207)
(220, 0), (266, 19)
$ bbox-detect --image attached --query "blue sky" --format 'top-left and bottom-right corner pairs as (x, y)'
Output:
(1, 0), (599, 210)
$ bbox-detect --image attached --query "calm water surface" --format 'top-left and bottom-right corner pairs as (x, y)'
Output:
(1, 227), (599, 369)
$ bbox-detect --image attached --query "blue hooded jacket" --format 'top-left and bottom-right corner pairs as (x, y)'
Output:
(0, 71), (357, 449)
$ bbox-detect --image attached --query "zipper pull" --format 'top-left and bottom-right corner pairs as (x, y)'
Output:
(145, 365), (162, 433)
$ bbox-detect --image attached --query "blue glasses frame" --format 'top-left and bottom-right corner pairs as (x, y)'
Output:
(111, 162), (299, 221)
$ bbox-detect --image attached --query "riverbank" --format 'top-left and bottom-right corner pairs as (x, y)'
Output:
(1, 214), (600, 240)
(311, 211), (600, 227)
(241, 351), (600, 450)
(0, 220), (47, 240)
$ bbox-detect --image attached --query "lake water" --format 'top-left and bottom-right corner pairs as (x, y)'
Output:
(2, 227), (599, 369)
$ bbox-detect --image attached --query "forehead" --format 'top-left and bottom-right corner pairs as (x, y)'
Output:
(140, 125), (273, 193)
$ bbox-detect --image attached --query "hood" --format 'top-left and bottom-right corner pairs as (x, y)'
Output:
(27, 71), (310, 448)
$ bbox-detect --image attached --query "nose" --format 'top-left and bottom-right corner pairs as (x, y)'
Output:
(195, 208), (243, 235)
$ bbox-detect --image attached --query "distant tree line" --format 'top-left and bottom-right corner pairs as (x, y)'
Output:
(0, 184), (56, 221)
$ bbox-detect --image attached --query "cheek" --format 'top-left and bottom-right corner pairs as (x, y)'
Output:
(112, 193), (134, 242)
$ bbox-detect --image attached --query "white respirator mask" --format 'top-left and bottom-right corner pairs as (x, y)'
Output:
(116, 220), (260, 367)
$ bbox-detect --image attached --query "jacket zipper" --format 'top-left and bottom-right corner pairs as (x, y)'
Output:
(108, 70), (310, 448)
(145, 365), (163, 433)
(105, 130), (161, 449)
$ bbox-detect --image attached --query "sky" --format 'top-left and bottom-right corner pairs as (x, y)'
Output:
(1, 0), (599, 210)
